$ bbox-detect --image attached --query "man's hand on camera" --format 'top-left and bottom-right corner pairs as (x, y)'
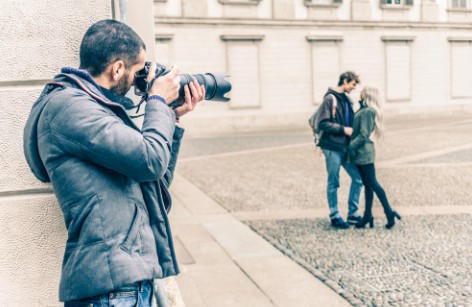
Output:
(173, 80), (205, 118)
(147, 63), (181, 104)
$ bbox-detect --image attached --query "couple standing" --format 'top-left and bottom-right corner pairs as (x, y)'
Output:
(315, 72), (401, 229)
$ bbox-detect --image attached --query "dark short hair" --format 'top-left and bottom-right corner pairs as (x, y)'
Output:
(337, 71), (360, 86)
(79, 19), (146, 76)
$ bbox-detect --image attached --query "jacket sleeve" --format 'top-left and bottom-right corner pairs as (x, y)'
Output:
(318, 95), (345, 135)
(49, 93), (176, 183)
(162, 126), (185, 187)
(349, 110), (375, 151)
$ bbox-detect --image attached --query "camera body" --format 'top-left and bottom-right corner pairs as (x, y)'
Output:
(134, 62), (231, 108)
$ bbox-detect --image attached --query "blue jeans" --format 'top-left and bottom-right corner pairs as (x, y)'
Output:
(64, 280), (161, 307)
(322, 149), (363, 219)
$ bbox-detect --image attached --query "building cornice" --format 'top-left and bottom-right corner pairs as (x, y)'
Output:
(155, 17), (472, 30)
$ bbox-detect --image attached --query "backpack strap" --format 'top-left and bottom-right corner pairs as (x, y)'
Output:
(329, 94), (337, 119)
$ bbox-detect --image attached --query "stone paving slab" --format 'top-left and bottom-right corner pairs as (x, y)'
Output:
(247, 215), (472, 306)
(170, 174), (350, 307)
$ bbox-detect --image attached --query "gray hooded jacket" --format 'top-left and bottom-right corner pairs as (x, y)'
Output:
(23, 68), (182, 302)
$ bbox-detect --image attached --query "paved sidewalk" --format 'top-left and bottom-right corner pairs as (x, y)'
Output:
(168, 173), (350, 307)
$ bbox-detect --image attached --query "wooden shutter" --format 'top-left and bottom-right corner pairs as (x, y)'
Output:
(451, 44), (472, 97)
(385, 44), (411, 101)
(311, 43), (340, 104)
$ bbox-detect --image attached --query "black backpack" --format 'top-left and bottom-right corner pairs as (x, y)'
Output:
(308, 94), (337, 145)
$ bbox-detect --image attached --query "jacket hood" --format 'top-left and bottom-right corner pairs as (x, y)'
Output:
(326, 88), (348, 102)
(23, 68), (135, 183)
(23, 81), (64, 183)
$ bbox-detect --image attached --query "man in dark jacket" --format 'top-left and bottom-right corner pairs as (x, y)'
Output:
(317, 71), (363, 229)
(23, 20), (205, 306)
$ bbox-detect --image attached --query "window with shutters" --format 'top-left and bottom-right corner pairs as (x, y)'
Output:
(381, 36), (415, 102)
(450, 0), (468, 9)
(380, 0), (413, 7)
(305, 0), (342, 7)
(220, 35), (264, 109)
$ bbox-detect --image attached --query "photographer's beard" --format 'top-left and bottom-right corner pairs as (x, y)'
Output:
(111, 70), (131, 96)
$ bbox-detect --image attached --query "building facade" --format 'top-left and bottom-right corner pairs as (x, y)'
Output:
(153, 0), (472, 133)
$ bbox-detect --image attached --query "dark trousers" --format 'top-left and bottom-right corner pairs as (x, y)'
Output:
(356, 163), (392, 217)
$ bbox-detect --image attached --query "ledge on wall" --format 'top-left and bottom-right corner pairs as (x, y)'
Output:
(220, 34), (265, 42)
(306, 34), (343, 42)
(381, 35), (416, 42)
(447, 36), (472, 42)
(304, 0), (343, 8)
(218, 0), (262, 5)
(155, 33), (173, 41)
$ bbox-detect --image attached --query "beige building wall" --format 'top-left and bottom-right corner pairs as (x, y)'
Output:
(0, 1), (109, 306)
(154, 0), (472, 134)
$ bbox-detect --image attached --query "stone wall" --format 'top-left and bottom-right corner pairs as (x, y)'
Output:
(0, 1), (111, 306)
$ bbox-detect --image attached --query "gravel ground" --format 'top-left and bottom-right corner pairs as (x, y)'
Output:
(247, 215), (472, 307)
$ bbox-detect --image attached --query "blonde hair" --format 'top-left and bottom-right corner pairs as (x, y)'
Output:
(361, 86), (384, 140)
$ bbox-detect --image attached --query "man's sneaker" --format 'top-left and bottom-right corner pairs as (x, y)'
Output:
(347, 216), (362, 225)
(331, 217), (350, 229)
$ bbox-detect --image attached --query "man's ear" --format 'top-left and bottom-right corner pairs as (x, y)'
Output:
(111, 60), (125, 81)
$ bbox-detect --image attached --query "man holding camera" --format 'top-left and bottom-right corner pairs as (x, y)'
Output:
(317, 71), (363, 229)
(23, 19), (204, 306)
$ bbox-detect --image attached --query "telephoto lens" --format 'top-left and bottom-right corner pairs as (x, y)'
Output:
(134, 62), (231, 108)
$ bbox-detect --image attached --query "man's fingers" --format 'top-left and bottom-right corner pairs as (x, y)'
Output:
(166, 65), (180, 79)
(200, 85), (206, 101)
(190, 81), (201, 98)
(188, 81), (197, 99)
(183, 84), (191, 103)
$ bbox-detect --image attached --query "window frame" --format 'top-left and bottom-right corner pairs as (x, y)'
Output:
(449, 0), (469, 10)
(379, 0), (414, 9)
